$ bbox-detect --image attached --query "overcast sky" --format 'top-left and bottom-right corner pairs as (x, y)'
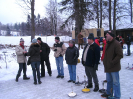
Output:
(0, 0), (51, 24)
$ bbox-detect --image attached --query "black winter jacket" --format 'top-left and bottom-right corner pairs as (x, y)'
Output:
(27, 43), (40, 62)
(65, 46), (79, 65)
(40, 42), (50, 60)
(126, 36), (131, 45)
(82, 43), (100, 67)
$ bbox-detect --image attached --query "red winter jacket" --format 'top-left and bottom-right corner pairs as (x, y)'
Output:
(95, 39), (100, 46)
(101, 39), (107, 61)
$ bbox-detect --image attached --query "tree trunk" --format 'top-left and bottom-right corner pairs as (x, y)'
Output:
(31, 0), (35, 42)
(100, 0), (102, 28)
(109, 0), (112, 30)
(130, 0), (132, 23)
(113, 0), (116, 35)
(96, 0), (99, 28)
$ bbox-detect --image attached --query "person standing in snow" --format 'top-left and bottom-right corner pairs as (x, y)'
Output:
(26, 39), (42, 85)
(52, 37), (66, 79)
(15, 38), (30, 82)
(101, 31), (123, 99)
(78, 32), (84, 49)
(82, 33), (100, 92)
(126, 35), (131, 56)
(37, 37), (52, 77)
(65, 40), (79, 83)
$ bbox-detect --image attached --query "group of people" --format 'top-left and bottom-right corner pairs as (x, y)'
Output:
(15, 37), (52, 84)
(15, 31), (123, 99)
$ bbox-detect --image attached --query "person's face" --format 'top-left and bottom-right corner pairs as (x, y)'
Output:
(37, 40), (41, 44)
(69, 43), (73, 47)
(106, 33), (112, 41)
(55, 39), (59, 43)
(103, 38), (105, 40)
(88, 39), (93, 45)
(20, 41), (24, 45)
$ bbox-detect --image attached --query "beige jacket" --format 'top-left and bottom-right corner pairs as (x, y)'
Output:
(52, 42), (66, 57)
(15, 45), (27, 63)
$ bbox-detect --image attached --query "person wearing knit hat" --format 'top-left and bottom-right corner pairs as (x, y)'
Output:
(37, 37), (52, 77)
(82, 33), (100, 92)
(15, 38), (30, 82)
(101, 31), (123, 98)
(26, 38), (42, 85)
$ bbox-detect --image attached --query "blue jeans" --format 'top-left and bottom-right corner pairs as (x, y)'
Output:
(31, 62), (40, 82)
(68, 65), (76, 81)
(106, 72), (121, 99)
(17, 63), (27, 77)
(55, 57), (64, 76)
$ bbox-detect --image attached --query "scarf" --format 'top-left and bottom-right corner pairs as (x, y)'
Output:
(20, 43), (24, 49)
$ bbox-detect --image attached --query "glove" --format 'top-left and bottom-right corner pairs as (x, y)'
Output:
(24, 53), (27, 56)
(94, 64), (98, 70)
(54, 49), (57, 51)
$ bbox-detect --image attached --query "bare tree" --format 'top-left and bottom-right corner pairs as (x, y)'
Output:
(46, 0), (57, 35)
(16, 0), (35, 41)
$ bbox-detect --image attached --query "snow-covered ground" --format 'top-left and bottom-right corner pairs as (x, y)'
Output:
(0, 36), (133, 99)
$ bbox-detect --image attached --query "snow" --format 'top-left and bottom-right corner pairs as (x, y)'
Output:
(0, 36), (133, 99)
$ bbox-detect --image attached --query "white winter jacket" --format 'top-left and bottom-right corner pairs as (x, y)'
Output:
(15, 45), (27, 63)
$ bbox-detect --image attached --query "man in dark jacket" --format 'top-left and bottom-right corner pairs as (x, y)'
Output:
(65, 40), (79, 83)
(82, 33), (100, 92)
(37, 37), (52, 77)
(101, 31), (123, 99)
(126, 35), (131, 56)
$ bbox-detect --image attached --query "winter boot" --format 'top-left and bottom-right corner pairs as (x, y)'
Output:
(84, 83), (93, 88)
(23, 75), (30, 80)
(15, 74), (20, 82)
(93, 85), (99, 92)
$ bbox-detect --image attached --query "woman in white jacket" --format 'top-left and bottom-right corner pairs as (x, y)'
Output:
(15, 38), (30, 82)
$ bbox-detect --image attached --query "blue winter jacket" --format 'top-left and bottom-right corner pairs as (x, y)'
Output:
(82, 43), (100, 67)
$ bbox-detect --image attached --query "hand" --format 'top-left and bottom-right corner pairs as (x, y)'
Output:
(23, 51), (27, 54)
(54, 49), (57, 51)
(94, 64), (98, 70)
(40, 50), (42, 52)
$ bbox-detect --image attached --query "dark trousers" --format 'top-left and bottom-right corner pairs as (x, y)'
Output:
(127, 44), (130, 55)
(31, 61), (40, 82)
(85, 66), (99, 85)
(41, 58), (52, 76)
(17, 63), (27, 77)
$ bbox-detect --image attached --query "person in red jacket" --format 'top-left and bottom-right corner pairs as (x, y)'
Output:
(101, 38), (107, 61)
(95, 37), (100, 46)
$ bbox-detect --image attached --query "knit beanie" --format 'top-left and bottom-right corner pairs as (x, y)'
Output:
(20, 38), (24, 42)
(107, 31), (115, 37)
(32, 39), (37, 43)
(55, 37), (60, 41)
(37, 37), (42, 41)
(88, 33), (94, 40)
